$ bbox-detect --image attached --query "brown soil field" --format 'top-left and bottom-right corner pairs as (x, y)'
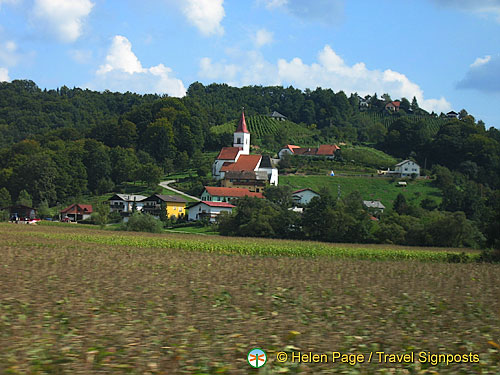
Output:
(0, 224), (499, 374)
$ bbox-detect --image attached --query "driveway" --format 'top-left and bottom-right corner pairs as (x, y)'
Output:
(159, 180), (201, 202)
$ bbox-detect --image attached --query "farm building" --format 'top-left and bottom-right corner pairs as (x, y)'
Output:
(4, 205), (36, 221)
(395, 160), (420, 177)
(278, 144), (340, 159)
(292, 188), (320, 205)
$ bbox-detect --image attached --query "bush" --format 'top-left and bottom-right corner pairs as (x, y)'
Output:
(477, 248), (500, 263)
(123, 213), (163, 233)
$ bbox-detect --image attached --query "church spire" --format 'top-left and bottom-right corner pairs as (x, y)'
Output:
(236, 108), (249, 134)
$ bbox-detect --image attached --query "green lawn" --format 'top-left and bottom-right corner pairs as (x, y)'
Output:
(280, 174), (441, 209)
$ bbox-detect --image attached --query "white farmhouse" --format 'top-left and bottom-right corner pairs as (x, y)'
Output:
(109, 194), (146, 214)
(187, 201), (235, 222)
(394, 160), (420, 177)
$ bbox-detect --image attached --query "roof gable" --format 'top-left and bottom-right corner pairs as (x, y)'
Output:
(217, 147), (241, 160)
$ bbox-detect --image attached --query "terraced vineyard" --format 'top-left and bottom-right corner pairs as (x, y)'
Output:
(360, 113), (446, 135)
(210, 115), (318, 144)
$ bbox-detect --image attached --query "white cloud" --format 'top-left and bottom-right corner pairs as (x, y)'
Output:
(32, 0), (94, 42)
(432, 0), (500, 22)
(262, 0), (288, 9)
(254, 28), (273, 47)
(199, 44), (451, 113)
(0, 40), (19, 66)
(260, 0), (344, 24)
(458, 54), (500, 93)
(91, 35), (186, 97)
(471, 55), (491, 67)
(0, 67), (9, 81)
(180, 0), (225, 36)
(97, 36), (143, 75)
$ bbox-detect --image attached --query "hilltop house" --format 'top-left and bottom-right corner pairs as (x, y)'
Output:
(201, 186), (263, 203)
(278, 144), (340, 159)
(187, 201), (235, 222)
(385, 101), (401, 112)
(212, 110), (278, 185)
(395, 160), (420, 177)
(60, 204), (93, 222)
(141, 194), (187, 219)
(269, 111), (287, 121)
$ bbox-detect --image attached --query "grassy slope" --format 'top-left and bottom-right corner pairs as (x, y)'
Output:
(280, 174), (441, 208)
(0, 224), (498, 374)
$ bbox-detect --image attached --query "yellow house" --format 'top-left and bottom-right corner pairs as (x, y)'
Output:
(142, 194), (187, 219)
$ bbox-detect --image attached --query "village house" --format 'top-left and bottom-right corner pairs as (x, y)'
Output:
(212, 110), (278, 185)
(60, 204), (93, 222)
(395, 160), (420, 177)
(109, 194), (146, 214)
(187, 201), (235, 222)
(141, 194), (187, 219)
(278, 144), (340, 159)
(292, 188), (320, 205)
(201, 186), (263, 203)
(446, 111), (458, 119)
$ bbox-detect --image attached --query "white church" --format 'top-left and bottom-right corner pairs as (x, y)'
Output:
(212, 110), (278, 186)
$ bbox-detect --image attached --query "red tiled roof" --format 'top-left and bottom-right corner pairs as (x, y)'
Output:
(199, 201), (236, 208)
(220, 154), (261, 172)
(293, 147), (318, 156)
(60, 204), (93, 214)
(204, 186), (264, 198)
(285, 144), (300, 152)
(316, 144), (340, 155)
(217, 147), (241, 160)
(235, 110), (249, 133)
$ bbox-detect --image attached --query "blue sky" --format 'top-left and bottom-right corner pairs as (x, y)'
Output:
(1, 0), (500, 128)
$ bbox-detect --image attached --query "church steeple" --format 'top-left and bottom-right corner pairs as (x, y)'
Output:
(233, 108), (250, 155)
(236, 109), (249, 133)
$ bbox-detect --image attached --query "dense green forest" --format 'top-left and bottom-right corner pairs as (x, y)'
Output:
(0, 79), (499, 250)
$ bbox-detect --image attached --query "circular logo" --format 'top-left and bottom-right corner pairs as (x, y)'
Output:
(247, 348), (267, 368)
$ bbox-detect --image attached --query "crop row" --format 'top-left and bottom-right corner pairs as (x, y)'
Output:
(19, 229), (475, 262)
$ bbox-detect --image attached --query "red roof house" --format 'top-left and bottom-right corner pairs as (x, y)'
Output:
(60, 204), (93, 222)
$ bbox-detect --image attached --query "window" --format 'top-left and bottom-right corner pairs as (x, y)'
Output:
(237, 137), (241, 144)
